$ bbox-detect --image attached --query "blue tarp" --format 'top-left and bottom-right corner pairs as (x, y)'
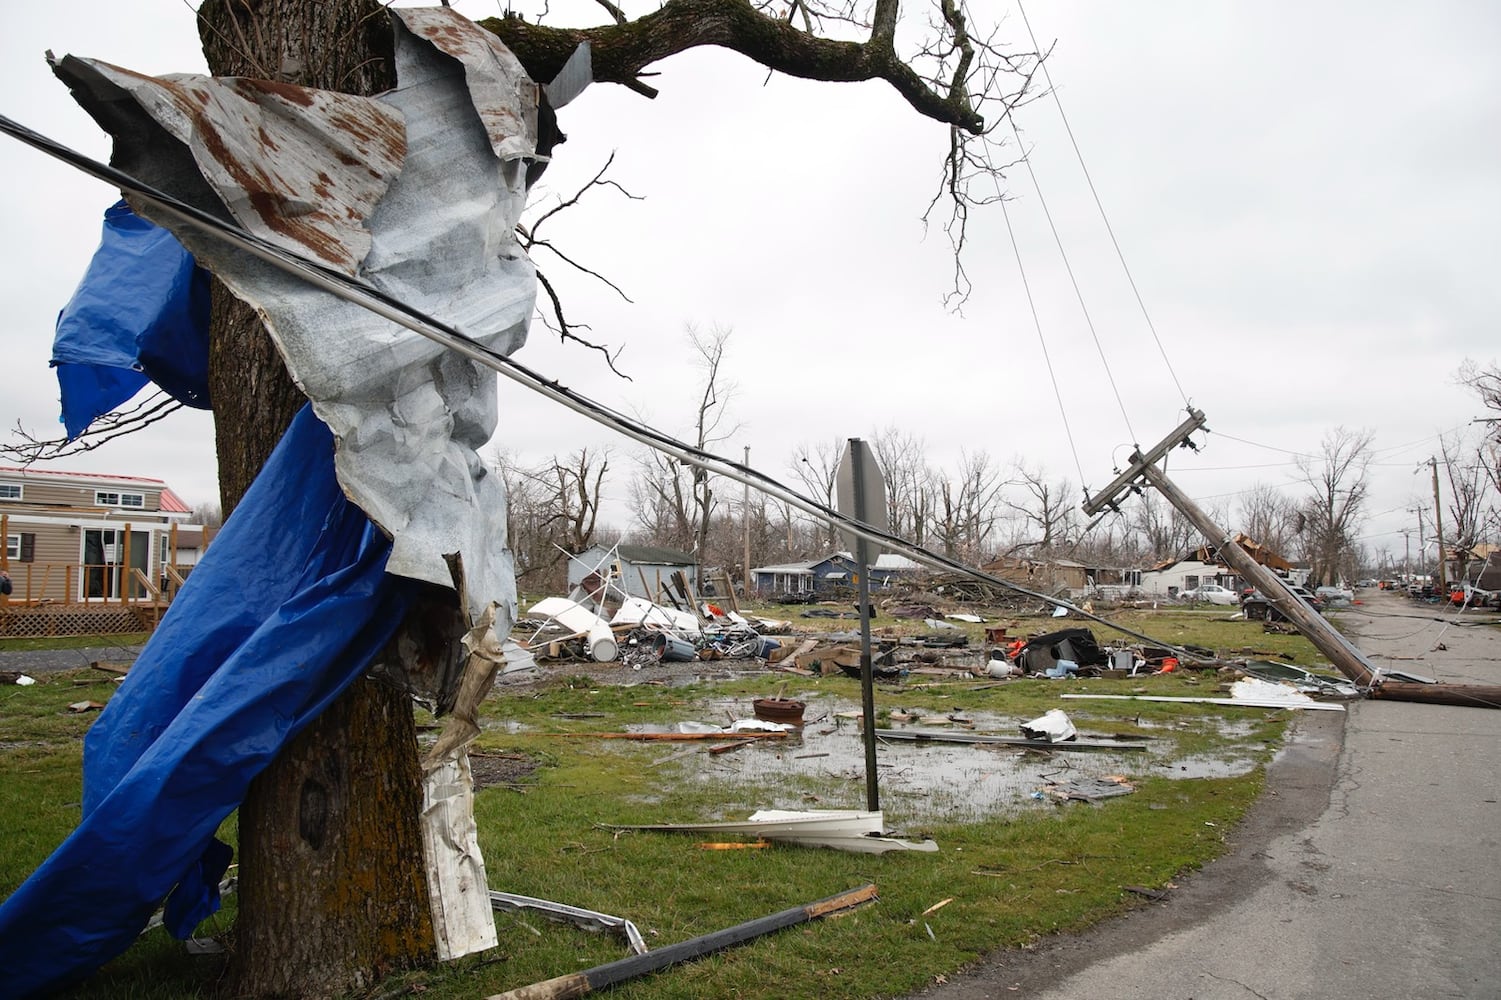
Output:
(51, 200), (211, 439)
(0, 406), (418, 999)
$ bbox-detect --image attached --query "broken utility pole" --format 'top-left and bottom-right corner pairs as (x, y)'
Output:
(1084, 410), (1379, 685)
(1085, 410), (1501, 710)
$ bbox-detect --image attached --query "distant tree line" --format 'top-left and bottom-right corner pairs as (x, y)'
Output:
(495, 347), (1501, 595)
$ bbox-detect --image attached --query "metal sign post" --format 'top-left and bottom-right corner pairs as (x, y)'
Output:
(836, 438), (887, 812)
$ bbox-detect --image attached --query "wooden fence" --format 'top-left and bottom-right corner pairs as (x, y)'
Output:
(0, 562), (187, 638)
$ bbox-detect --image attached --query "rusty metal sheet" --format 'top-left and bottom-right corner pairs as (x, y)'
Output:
(392, 6), (538, 162)
(58, 59), (404, 274)
(54, 11), (538, 631)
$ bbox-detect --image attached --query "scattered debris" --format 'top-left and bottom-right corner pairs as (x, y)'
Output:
(1018, 709), (1078, 743)
(1061, 684), (1347, 712)
(546, 730), (790, 742)
(527, 597), (619, 663)
(67, 700), (104, 713)
(1, 672), (37, 686)
(483, 884), (877, 1000)
(752, 697), (806, 726)
(1039, 775), (1134, 802)
(489, 890), (648, 956)
(873, 729), (1146, 751)
(1237, 660), (1360, 698)
(1123, 885), (1170, 901)
(611, 810), (937, 854)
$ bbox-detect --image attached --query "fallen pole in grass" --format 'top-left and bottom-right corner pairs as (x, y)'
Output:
(484, 884), (878, 1000)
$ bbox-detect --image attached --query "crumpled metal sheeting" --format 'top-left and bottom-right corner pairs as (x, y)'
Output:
(57, 60), (405, 274)
(54, 8), (539, 623)
(394, 6), (539, 163)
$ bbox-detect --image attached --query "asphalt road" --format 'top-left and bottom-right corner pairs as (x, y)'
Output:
(0, 640), (146, 677)
(912, 589), (1501, 999)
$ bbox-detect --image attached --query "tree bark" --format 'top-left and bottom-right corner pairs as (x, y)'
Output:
(230, 679), (435, 997)
(195, 1), (437, 994)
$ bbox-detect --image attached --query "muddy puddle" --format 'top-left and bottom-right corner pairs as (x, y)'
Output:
(645, 693), (1271, 825)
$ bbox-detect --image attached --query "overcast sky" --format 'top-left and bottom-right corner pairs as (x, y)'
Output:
(2, 1), (1498, 569)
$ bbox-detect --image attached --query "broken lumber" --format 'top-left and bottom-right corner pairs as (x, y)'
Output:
(874, 728), (1147, 751)
(542, 732), (788, 742)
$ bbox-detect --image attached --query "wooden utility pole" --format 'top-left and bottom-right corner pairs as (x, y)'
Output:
(742, 445), (752, 599)
(1086, 411), (1501, 709)
(1085, 410), (1377, 686)
(1430, 457), (1448, 596)
(1135, 462), (1375, 686)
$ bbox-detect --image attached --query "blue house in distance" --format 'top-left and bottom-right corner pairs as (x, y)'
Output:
(749, 550), (922, 598)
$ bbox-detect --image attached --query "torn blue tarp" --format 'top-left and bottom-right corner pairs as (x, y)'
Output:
(0, 405), (417, 999)
(51, 199), (210, 439)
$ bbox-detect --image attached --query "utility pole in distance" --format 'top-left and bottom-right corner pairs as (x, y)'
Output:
(1430, 457), (1448, 596)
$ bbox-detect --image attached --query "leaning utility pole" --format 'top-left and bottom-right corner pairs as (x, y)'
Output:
(1085, 410), (1378, 685)
(1086, 411), (1501, 710)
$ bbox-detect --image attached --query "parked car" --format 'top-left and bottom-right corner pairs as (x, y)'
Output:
(1314, 585), (1354, 605)
(1179, 583), (1240, 606)
(1241, 583), (1324, 621)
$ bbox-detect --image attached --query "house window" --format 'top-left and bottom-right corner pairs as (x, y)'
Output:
(95, 490), (146, 509)
(0, 483), (21, 500)
(1184, 575), (1200, 590)
(6, 533), (34, 562)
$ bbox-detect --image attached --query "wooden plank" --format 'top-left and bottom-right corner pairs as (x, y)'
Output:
(1060, 693), (1345, 712)
(543, 732), (789, 742)
(874, 728), (1148, 750)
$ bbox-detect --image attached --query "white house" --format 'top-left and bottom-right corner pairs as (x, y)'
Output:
(1136, 559), (1239, 598)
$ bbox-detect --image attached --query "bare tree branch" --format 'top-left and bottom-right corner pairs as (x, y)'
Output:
(1, 394), (185, 465)
(517, 152), (645, 374)
(486, 0), (994, 132)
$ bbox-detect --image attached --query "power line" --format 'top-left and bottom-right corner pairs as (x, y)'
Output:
(1007, 120), (1137, 446)
(994, 175), (1088, 491)
(0, 113), (1204, 659)
(1015, 0), (1190, 411)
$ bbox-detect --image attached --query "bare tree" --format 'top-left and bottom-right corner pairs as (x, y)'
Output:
(628, 325), (738, 572)
(1126, 490), (1196, 563)
(493, 449), (552, 590)
(494, 449), (617, 594)
(1438, 431), (1496, 580)
(188, 501), (223, 527)
(932, 449), (1007, 561)
(127, 0), (1044, 992)
(1002, 461), (1076, 557)
(872, 427), (933, 546)
(1236, 483), (1300, 559)
(539, 448), (612, 554)
(790, 438), (843, 551)
(1296, 427), (1374, 586)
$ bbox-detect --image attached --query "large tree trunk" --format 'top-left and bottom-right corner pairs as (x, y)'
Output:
(195, 2), (438, 995)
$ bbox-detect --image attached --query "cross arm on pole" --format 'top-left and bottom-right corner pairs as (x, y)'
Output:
(1083, 408), (1207, 518)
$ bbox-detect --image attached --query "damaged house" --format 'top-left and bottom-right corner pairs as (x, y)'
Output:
(566, 543), (698, 601)
(979, 555), (1114, 595)
(750, 551), (922, 598)
(1136, 533), (1293, 598)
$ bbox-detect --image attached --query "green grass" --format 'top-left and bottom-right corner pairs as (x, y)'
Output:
(0, 613), (1308, 999)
